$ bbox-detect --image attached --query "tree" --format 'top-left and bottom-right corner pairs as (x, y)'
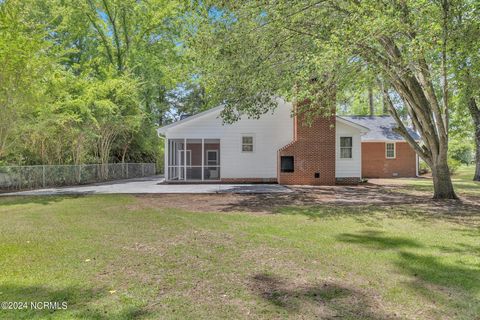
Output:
(164, 82), (210, 123)
(0, 0), (55, 161)
(0, 0), (186, 168)
(79, 0), (184, 115)
(77, 0), (185, 167)
(185, 0), (469, 199)
(85, 72), (142, 178)
(449, 0), (480, 180)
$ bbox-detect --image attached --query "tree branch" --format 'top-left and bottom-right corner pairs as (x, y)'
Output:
(384, 91), (431, 164)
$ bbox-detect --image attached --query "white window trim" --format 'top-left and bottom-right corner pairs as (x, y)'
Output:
(241, 134), (255, 153)
(206, 149), (219, 166)
(339, 136), (353, 159)
(386, 142), (396, 159)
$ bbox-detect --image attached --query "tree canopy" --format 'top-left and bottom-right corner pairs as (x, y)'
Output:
(1, 0), (478, 198)
(0, 0), (189, 167)
(184, 0), (480, 198)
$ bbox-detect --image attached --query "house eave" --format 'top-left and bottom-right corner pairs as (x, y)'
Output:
(157, 105), (224, 135)
(336, 116), (370, 133)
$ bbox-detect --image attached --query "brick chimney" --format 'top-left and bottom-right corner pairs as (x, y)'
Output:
(277, 101), (336, 185)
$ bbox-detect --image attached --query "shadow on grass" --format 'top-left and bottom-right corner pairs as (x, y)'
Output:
(396, 251), (480, 294)
(0, 195), (86, 207)
(222, 188), (480, 228)
(250, 273), (392, 319)
(337, 230), (480, 315)
(278, 203), (480, 230)
(219, 184), (480, 226)
(0, 284), (150, 319)
(337, 230), (423, 249)
(398, 179), (480, 193)
(433, 242), (480, 255)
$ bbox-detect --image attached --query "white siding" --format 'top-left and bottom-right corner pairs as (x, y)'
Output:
(166, 99), (294, 179)
(335, 121), (362, 178)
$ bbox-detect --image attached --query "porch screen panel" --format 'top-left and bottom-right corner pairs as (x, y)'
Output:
(204, 139), (220, 180)
(168, 139), (185, 180)
(186, 139), (202, 180)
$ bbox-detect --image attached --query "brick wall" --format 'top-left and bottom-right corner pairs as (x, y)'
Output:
(278, 113), (336, 185)
(362, 142), (417, 178)
(186, 143), (220, 166)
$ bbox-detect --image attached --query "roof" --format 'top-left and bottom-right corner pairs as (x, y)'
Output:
(157, 105), (223, 135)
(157, 103), (371, 136)
(339, 115), (420, 141)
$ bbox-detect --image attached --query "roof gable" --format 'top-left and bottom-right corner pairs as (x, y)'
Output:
(157, 105), (223, 135)
(336, 116), (370, 132)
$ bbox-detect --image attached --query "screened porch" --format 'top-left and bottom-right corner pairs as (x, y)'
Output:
(166, 139), (220, 181)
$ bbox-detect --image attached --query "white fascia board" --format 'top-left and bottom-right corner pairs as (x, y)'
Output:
(336, 116), (370, 133)
(157, 105), (224, 135)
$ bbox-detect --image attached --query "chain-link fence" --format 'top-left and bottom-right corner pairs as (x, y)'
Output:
(0, 163), (156, 191)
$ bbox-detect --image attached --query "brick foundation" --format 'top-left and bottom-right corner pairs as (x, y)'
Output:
(278, 112), (336, 185)
(335, 177), (362, 185)
(362, 142), (417, 178)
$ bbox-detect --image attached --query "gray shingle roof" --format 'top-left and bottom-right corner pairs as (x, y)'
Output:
(339, 115), (420, 141)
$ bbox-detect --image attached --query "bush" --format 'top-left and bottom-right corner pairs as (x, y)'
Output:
(419, 158), (460, 175)
(449, 142), (473, 165)
(418, 160), (430, 174)
(448, 158), (461, 175)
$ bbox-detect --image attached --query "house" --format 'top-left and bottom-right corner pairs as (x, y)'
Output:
(341, 116), (420, 179)
(157, 98), (419, 185)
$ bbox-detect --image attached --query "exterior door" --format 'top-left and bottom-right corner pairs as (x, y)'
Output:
(206, 150), (219, 179)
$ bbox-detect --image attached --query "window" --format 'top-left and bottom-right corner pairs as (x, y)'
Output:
(340, 137), (353, 159)
(242, 136), (254, 152)
(206, 150), (218, 165)
(386, 142), (396, 159)
(281, 156), (294, 172)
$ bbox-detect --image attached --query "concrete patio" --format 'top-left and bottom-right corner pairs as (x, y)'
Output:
(0, 175), (292, 196)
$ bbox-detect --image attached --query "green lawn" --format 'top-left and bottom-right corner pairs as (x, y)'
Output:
(0, 168), (479, 319)
(391, 165), (480, 197)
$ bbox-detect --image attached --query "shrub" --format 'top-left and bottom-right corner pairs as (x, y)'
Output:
(418, 159), (460, 175)
(449, 142), (473, 165)
(448, 158), (461, 175)
(418, 160), (430, 174)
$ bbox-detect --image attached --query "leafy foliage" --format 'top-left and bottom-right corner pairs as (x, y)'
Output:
(449, 140), (473, 165)
(0, 0), (185, 167)
(184, 0), (480, 197)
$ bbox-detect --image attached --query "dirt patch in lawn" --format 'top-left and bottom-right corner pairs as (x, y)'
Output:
(131, 182), (480, 227)
(248, 273), (399, 319)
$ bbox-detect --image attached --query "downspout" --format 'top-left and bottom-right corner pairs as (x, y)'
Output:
(416, 153), (419, 177)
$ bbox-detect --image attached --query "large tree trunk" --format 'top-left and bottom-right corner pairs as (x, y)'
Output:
(468, 98), (480, 181)
(431, 157), (457, 199)
(374, 35), (457, 199)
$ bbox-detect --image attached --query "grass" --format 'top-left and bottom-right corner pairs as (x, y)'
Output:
(391, 165), (480, 197)
(0, 167), (478, 319)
